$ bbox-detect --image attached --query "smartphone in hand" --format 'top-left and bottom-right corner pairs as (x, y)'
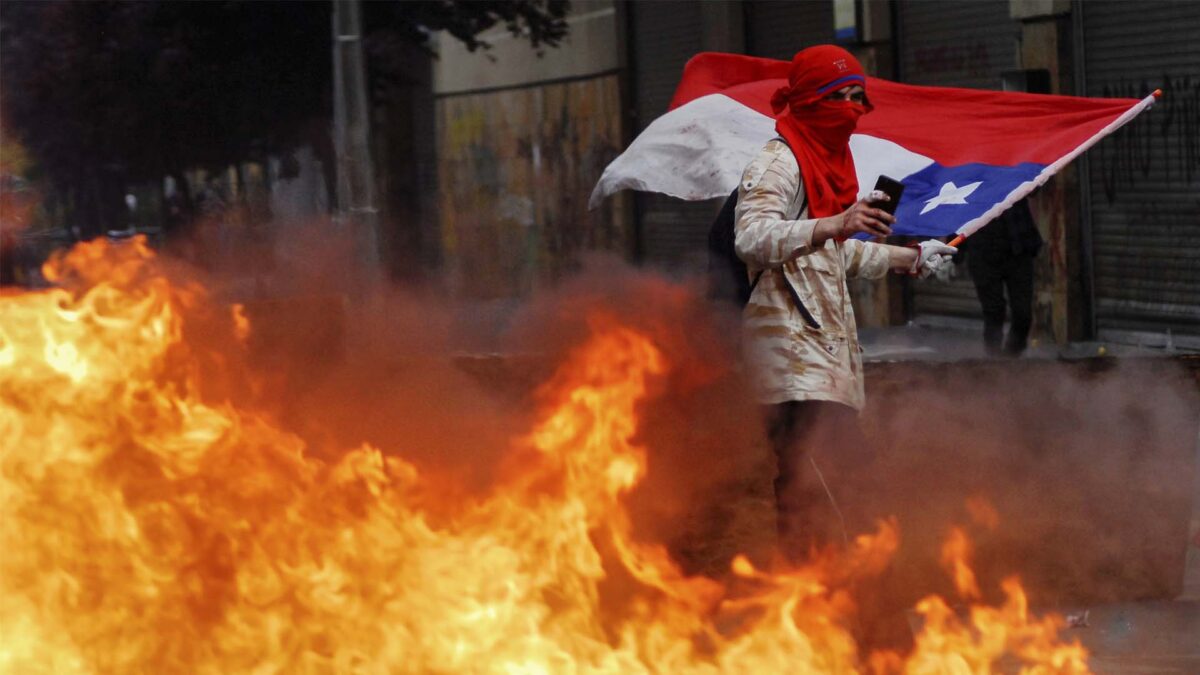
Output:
(870, 175), (905, 216)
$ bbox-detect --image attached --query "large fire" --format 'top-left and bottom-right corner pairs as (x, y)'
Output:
(1, 238), (1089, 673)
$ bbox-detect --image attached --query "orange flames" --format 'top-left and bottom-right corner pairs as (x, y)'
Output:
(1, 238), (1089, 673)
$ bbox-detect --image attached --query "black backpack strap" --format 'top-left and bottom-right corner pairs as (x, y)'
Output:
(779, 272), (821, 329)
(772, 135), (810, 218)
(747, 267), (821, 330)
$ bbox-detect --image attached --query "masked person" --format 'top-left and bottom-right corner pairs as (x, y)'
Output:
(734, 45), (955, 560)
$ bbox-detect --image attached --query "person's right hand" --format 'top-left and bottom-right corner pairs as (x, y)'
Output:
(835, 192), (895, 239)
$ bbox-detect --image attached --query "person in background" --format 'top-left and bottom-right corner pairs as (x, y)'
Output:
(734, 45), (956, 560)
(966, 197), (1042, 356)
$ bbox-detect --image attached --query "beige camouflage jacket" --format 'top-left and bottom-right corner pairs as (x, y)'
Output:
(735, 139), (891, 410)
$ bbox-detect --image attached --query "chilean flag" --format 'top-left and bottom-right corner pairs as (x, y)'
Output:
(590, 53), (1157, 240)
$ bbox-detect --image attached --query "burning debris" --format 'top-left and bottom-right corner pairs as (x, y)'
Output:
(0, 238), (1091, 672)
(1065, 611), (1091, 630)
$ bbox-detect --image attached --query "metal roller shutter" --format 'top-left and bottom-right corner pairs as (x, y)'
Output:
(896, 0), (1021, 317)
(629, 0), (714, 269)
(745, 0), (834, 61)
(1081, 1), (1200, 340)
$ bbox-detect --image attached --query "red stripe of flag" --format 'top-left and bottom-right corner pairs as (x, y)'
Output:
(668, 52), (1142, 167)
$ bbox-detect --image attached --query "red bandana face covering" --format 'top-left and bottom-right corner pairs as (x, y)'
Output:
(771, 45), (874, 219)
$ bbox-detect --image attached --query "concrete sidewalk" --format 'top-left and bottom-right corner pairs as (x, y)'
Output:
(1061, 600), (1200, 673)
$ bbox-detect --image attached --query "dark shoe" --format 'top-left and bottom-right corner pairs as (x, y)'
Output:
(1004, 336), (1028, 356)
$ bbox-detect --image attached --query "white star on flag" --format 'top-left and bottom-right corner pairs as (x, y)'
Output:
(921, 181), (983, 215)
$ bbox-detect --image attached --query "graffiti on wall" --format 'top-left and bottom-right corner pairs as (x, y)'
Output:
(1095, 74), (1200, 205)
(435, 75), (632, 299)
(1090, 74), (1200, 329)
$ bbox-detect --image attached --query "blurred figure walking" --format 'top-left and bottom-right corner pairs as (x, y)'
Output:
(966, 198), (1042, 356)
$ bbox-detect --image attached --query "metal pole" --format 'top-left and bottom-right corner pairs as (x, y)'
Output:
(332, 0), (380, 270)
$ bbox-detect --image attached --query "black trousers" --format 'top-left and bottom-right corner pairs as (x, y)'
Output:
(768, 402), (917, 648)
(968, 250), (1035, 356)
(766, 400), (873, 561)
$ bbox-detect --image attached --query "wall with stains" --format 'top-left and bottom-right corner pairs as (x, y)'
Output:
(436, 76), (632, 298)
(1018, 14), (1078, 345)
(431, 1), (632, 299)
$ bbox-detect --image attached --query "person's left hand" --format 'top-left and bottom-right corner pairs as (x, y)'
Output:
(910, 240), (958, 279)
(932, 255), (958, 282)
